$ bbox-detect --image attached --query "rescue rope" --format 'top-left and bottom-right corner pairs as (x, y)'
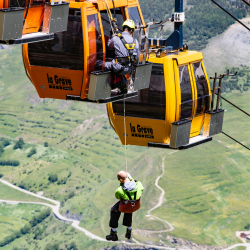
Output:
(124, 97), (127, 172)
(102, 0), (115, 35)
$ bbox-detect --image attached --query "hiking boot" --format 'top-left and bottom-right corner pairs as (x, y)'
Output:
(125, 228), (132, 239)
(106, 230), (118, 241)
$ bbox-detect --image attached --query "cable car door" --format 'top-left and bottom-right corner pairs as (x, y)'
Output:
(176, 63), (195, 125)
(81, 7), (105, 99)
(190, 61), (210, 137)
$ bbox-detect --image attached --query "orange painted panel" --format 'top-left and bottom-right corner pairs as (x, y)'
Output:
(23, 7), (44, 34)
(30, 66), (83, 100)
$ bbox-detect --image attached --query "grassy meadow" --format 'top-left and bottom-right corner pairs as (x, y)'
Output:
(0, 203), (47, 241)
(0, 182), (53, 204)
(0, 39), (249, 250)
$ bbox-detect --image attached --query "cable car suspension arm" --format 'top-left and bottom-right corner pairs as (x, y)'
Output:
(210, 0), (250, 32)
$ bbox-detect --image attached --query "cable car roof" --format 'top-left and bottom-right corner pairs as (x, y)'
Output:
(148, 51), (204, 65)
(65, 0), (138, 11)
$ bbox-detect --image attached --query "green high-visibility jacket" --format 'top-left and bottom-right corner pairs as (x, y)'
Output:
(115, 181), (144, 201)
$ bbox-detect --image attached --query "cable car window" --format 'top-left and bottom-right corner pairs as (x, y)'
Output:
(100, 8), (125, 59)
(87, 14), (103, 73)
(192, 62), (210, 115)
(179, 65), (193, 119)
(28, 9), (83, 70)
(127, 7), (142, 26)
(128, 7), (143, 39)
(31, 0), (45, 6)
(127, 7), (145, 61)
(113, 64), (166, 120)
(9, 0), (26, 7)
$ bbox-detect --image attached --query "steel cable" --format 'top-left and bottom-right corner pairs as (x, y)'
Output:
(222, 131), (250, 151)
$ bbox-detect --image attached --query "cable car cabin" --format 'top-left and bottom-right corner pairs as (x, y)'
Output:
(0, 0), (69, 44)
(107, 50), (219, 149)
(22, 0), (152, 103)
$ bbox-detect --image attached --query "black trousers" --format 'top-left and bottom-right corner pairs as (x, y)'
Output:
(109, 201), (132, 228)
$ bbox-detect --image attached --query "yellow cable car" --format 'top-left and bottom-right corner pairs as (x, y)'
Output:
(107, 51), (216, 149)
(22, 0), (152, 103)
(107, 0), (225, 149)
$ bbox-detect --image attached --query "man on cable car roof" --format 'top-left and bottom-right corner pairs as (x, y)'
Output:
(106, 171), (144, 241)
(104, 19), (139, 94)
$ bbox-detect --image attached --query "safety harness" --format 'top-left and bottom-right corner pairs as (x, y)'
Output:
(118, 180), (141, 213)
(116, 35), (136, 68)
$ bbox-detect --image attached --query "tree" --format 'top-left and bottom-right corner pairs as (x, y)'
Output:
(68, 242), (78, 250)
(27, 147), (37, 157)
(13, 138), (24, 150)
(0, 174), (3, 178)
(44, 141), (48, 147)
(0, 144), (3, 157)
(48, 173), (58, 183)
(0, 137), (10, 147)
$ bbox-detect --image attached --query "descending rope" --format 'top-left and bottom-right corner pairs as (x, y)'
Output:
(222, 132), (250, 151)
(124, 98), (127, 172)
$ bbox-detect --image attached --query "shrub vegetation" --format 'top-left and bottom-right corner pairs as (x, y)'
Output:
(13, 138), (24, 150)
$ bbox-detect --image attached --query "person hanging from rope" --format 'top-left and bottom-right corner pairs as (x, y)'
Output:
(106, 171), (144, 241)
(104, 19), (139, 94)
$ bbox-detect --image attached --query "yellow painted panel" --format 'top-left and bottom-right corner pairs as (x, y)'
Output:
(113, 116), (166, 146)
(190, 114), (205, 137)
(168, 51), (203, 65)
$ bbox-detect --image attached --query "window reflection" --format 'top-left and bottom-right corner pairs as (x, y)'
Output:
(87, 14), (103, 73)
(100, 8), (125, 60)
(113, 64), (166, 120)
(28, 10), (84, 70)
(127, 7), (142, 26)
(127, 7), (145, 61)
(192, 62), (209, 115)
(179, 65), (193, 119)
(9, 0), (26, 7)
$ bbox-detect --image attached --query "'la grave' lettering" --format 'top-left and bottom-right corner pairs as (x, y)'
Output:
(47, 74), (72, 85)
(130, 123), (153, 135)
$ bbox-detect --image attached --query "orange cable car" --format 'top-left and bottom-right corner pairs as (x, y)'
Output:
(22, 0), (152, 103)
(0, 0), (69, 44)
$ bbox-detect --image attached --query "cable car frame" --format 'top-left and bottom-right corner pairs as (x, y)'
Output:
(22, 0), (151, 103)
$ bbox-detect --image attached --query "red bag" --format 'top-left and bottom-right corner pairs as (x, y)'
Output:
(119, 199), (141, 213)
(118, 191), (141, 213)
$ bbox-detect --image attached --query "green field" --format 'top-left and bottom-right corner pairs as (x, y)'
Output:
(0, 203), (48, 241)
(0, 182), (53, 204)
(0, 36), (249, 249)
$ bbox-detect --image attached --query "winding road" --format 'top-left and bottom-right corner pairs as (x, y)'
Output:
(1, 154), (250, 250)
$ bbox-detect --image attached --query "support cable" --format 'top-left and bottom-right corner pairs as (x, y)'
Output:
(222, 131), (250, 151)
(242, 0), (250, 8)
(211, 0), (250, 32)
(212, 90), (250, 117)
